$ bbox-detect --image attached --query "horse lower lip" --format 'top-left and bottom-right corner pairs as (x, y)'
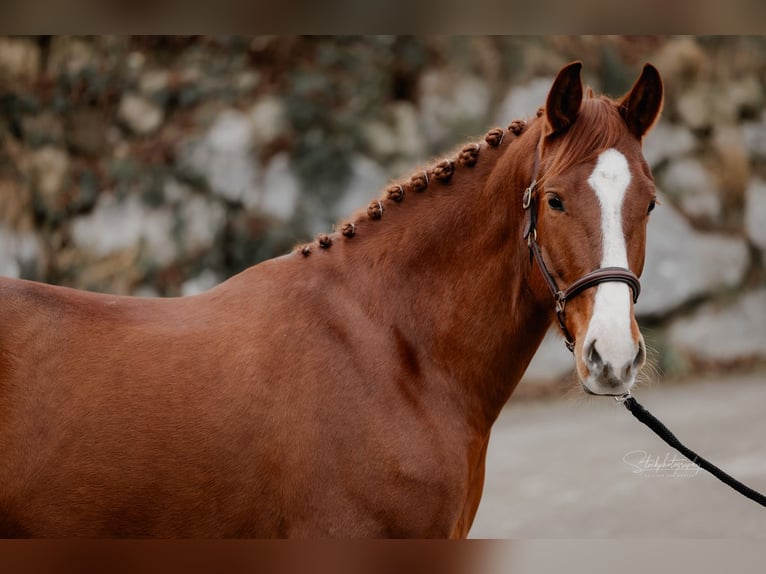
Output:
(581, 384), (622, 397)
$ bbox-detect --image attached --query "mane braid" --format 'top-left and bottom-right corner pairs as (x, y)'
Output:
(294, 118), (532, 256)
(386, 184), (405, 202)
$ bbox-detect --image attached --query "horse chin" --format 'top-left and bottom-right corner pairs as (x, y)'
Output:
(580, 383), (631, 397)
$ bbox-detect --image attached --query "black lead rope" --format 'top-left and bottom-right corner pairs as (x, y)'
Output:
(621, 395), (766, 507)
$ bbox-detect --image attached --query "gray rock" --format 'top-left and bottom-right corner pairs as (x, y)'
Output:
(181, 269), (221, 296)
(47, 37), (99, 77)
(520, 329), (574, 386)
(0, 225), (40, 279)
(235, 71), (260, 93)
(390, 102), (427, 161)
(723, 76), (764, 118)
(178, 193), (226, 254)
(66, 108), (109, 156)
(363, 102), (430, 166)
(667, 288), (766, 363)
(126, 51), (146, 73)
(658, 157), (722, 222)
(21, 112), (65, 146)
(676, 78), (761, 131)
(248, 96), (287, 147)
(245, 153), (300, 221)
(495, 77), (552, 124)
(361, 120), (398, 160)
(71, 194), (177, 265)
(118, 93), (164, 135)
(28, 147), (69, 206)
(745, 177), (766, 250)
(332, 155), (389, 227)
(651, 36), (707, 87)
(133, 285), (160, 298)
(448, 75), (491, 123)
(177, 109), (259, 204)
(206, 107), (252, 150)
(162, 178), (226, 255)
(636, 192), (749, 318)
(676, 86), (715, 131)
(642, 121), (697, 169)
(0, 37), (40, 80)
(419, 71), (491, 147)
(711, 125), (749, 189)
(742, 114), (766, 162)
(139, 69), (171, 96)
(162, 178), (194, 204)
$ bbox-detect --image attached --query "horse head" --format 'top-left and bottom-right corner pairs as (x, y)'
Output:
(528, 61), (663, 396)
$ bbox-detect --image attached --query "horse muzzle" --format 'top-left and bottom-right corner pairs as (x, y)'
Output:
(580, 334), (646, 396)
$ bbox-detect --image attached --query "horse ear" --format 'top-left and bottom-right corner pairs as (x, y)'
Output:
(619, 63), (664, 140)
(544, 61), (583, 137)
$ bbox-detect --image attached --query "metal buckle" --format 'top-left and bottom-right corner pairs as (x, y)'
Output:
(522, 183), (535, 209)
(554, 291), (566, 313)
(526, 227), (537, 247)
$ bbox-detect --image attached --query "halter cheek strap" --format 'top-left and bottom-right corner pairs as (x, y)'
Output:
(523, 141), (641, 353)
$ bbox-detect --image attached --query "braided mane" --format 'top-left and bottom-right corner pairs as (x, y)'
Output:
(296, 118), (532, 257)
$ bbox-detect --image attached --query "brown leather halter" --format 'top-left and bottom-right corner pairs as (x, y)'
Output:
(522, 142), (641, 353)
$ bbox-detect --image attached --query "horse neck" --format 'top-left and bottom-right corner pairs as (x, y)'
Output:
(322, 123), (555, 434)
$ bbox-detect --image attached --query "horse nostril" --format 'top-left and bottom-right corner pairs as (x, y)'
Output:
(585, 339), (602, 368)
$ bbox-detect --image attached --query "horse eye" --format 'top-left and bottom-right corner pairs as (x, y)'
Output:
(547, 196), (564, 211)
(648, 199), (656, 214)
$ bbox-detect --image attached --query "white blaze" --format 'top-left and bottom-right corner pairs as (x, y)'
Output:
(584, 149), (636, 377)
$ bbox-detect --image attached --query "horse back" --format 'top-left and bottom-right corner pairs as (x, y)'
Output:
(0, 271), (293, 536)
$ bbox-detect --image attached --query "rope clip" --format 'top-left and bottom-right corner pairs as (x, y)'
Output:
(615, 392), (631, 404)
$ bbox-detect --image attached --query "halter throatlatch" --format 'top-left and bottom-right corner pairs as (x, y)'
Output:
(522, 141), (641, 353)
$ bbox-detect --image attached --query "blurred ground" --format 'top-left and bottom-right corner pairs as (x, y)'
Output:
(470, 370), (766, 538)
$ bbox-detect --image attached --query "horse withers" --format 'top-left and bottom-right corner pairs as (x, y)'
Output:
(0, 61), (663, 537)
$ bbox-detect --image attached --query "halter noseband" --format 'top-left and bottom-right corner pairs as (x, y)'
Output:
(522, 141), (641, 353)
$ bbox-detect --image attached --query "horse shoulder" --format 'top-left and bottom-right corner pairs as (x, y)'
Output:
(213, 260), (478, 536)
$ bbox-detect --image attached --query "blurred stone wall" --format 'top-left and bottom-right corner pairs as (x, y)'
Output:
(1, 36), (766, 389)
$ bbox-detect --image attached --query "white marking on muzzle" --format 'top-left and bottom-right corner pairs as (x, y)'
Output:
(583, 149), (638, 391)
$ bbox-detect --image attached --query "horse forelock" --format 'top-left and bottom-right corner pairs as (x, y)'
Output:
(539, 95), (637, 185)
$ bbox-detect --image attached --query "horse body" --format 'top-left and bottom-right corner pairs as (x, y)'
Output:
(0, 62), (662, 537)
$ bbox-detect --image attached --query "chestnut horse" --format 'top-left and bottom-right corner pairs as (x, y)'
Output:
(0, 62), (663, 537)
